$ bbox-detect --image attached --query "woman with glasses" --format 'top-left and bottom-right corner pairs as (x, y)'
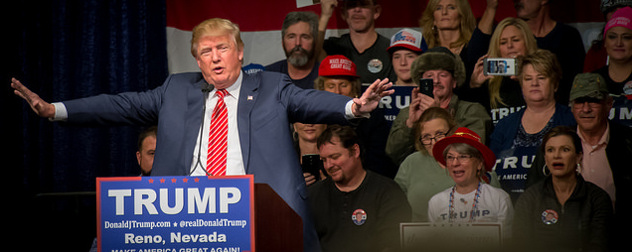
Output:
(428, 127), (513, 239)
(385, 46), (491, 166)
(394, 107), (458, 221)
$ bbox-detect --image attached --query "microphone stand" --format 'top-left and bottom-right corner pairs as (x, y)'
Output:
(190, 83), (214, 176)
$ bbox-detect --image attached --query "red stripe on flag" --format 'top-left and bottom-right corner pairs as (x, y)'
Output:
(167, 0), (604, 33)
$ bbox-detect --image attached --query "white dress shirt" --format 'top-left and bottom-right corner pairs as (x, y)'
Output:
(50, 71), (366, 176)
(190, 72), (245, 176)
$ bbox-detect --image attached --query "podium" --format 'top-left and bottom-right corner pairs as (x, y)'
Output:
(254, 183), (303, 251)
(97, 176), (304, 252)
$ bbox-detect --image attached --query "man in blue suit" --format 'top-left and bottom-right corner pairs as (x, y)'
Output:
(11, 18), (393, 251)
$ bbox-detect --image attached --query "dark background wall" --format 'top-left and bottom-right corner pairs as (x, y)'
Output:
(3, 1), (167, 250)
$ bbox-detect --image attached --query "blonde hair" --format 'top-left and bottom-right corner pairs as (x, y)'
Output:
(190, 18), (244, 58)
(487, 18), (538, 109)
(419, 0), (476, 49)
(518, 49), (562, 91)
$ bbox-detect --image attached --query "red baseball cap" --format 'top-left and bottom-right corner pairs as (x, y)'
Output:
(319, 55), (359, 77)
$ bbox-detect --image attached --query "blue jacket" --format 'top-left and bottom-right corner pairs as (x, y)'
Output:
(64, 71), (353, 251)
(489, 103), (576, 154)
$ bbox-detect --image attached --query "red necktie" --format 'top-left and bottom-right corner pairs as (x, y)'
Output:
(207, 89), (229, 176)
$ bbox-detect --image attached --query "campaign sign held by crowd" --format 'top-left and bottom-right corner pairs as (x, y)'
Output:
(96, 175), (254, 252)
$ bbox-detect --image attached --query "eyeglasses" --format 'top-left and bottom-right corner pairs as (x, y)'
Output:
(572, 97), (605, 109)
(420, 132), (447, 145)
(445, 154), (473, 163)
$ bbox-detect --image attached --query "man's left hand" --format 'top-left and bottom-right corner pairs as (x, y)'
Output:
(352, 78), (394, 117)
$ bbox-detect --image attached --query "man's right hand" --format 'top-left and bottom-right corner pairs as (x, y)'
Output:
(319, 0), (337, 24)
(405, 87), (437, 128)
(11, 78), (56, 118)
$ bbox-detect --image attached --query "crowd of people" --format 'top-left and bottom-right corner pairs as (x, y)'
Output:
(268, 0), (632, 251)
(10, 0), (632, 251)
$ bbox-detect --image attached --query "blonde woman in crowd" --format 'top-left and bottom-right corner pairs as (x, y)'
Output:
(463, 17), (538, 125)
(490, 49), (576, 203)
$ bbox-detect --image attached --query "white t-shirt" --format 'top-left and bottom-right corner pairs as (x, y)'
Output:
(428, 183), (513, 238)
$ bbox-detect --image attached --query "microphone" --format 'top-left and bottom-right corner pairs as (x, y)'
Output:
(201, 83), (215, 93)
(190, 82), (214, 176)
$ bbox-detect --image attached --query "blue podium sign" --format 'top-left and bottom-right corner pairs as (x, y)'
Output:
(96, 175), (255, 252)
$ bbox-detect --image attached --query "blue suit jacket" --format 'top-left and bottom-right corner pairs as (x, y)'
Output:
(64, 71), (353, 251)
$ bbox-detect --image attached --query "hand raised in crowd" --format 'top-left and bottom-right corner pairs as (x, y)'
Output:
(319, 0), (338, 22)
(405, 87), (438, 128)
(10, 78), (56, 118)
(470, 54), (494, 89)
(352, 78), (394, 116)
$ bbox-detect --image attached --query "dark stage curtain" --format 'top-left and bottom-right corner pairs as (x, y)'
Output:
(5, 0), (167, 251)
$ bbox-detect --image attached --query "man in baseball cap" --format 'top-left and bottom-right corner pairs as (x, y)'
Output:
(387, 28), (427, 87)
(315, 55), (361, 97)
(568, 73), (622, 208)
(530, 73), (632, 245)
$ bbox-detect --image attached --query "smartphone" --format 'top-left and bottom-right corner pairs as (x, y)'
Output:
(483, 58), (517, 76)
(301, 154), (323, 181)
(419, 78), (434, 98)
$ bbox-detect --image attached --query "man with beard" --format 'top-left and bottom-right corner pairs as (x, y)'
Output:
(318, 0), (396, 84)
(513, 0), (585, 105)
(266, 11), (320, 89)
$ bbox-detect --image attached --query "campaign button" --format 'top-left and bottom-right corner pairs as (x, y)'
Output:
(352, 209), (367, 225)
(367, 59), (383, 73)
(541, 209), (559, 225)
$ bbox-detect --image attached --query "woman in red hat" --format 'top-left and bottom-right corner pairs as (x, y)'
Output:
(428, 127), (513, 238)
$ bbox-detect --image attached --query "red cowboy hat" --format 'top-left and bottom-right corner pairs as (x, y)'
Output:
(432, 127), (496, 172)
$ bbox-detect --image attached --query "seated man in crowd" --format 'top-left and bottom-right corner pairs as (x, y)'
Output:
(386, 47), (491, 165)
(315, 55), (397, 178)
(308, 125), (411, 252)
(136, 125), (157, 176)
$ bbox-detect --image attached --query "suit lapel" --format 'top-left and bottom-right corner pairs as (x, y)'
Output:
(238, 72), (259, 173)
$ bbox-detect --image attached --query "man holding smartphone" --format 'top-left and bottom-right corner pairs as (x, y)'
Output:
(385, 47), (491, 165)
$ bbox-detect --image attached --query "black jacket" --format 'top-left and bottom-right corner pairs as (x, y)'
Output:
(527, 122), (632, 223)
(513, 175), (613, 252)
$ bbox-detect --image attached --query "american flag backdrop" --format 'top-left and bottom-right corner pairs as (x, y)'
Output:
(165, 0), (605, 74)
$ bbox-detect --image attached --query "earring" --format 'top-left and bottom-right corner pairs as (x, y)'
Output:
(576, 163), (582, 174)
(542, 164), (550, 176)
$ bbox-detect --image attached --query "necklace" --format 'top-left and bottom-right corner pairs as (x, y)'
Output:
(448, 182), (482, 222)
